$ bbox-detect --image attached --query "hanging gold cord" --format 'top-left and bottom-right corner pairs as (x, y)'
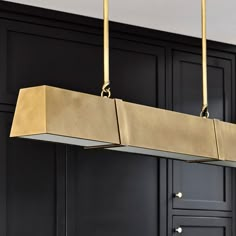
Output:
(101, 0), (111, 98)
(200, 0), (209, 118)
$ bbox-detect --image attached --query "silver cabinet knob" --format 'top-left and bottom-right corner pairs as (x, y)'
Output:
(175, 227), (183, 234)
(175, 192), (183, 199)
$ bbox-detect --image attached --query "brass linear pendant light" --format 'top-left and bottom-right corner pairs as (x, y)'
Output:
(10, 0), (236, 167)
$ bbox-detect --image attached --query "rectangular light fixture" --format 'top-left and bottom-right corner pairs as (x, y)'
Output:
(11, 85), (221, 163)
(10, 0), (236, 167)
(10, 86), (121, 148)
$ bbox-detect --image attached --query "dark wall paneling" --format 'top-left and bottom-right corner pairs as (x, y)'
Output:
(56, 145), (67, 236)
(0, 113), (7, 236)
(172, 49), (234, 121)
(110, 39), (165, 107)
(0, 19), (103, 105)
(0, 112), (60, 236)
(0, 20), (165, 107)
(67, 147), (158, 236)
(159, 159), (168, 236)
(0, 2), (235, 236)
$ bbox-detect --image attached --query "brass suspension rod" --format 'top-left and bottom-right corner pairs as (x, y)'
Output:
(101, 0), (111, 98)
(201, 0), (209, 118)
(101, 0), (208, 106)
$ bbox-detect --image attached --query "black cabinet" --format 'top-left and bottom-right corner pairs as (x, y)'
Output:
(0, 20), (103, 105)
(170, 161), (232, 211)
(0, 20), (165, 108)
(172, 50), (234, 121)
(169, 48), (234, 212)
(0, 112), (62, 236)
(173, 216), (231, 236)
(67, 146), (158, 236)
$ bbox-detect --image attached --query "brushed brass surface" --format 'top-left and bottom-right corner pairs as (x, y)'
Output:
(13, 86), (236, 164)
(101, 0), (111, 97)
(10, 86), (47, 137)
(104, 0), (109, 86)
(214, 119), (236, 162)
(10, 86), (120, 145)
(114, 100), (218, 160)
(200, 0), (209, 118)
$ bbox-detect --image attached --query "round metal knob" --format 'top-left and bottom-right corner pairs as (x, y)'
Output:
(175, 227), (183, 234)
(175, 192), (183, 199)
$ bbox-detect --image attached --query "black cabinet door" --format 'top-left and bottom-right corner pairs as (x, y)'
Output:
(169, 49), (234, 212)
(0, 112), (62, 236)
(67, 147), (158, 236)
(171, 161), (232, 211)
(173, 216), (231, 236)
(172, 50), (233, 121)
(0, 19), (165, 108)
(0, 20), (103, 105)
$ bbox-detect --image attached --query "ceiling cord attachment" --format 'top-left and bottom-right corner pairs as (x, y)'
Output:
(101, 82), (111, 98)
(200, 105), (209, 118)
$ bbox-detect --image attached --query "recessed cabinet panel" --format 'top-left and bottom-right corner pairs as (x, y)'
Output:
(67, 147), (158, 236)
(171, 50), (233, 211)
(0, 20), (165, 107)
(0, 113), (57, 236)
(173, 50), (232, 121)
(172, 161), (231, 211)
(173, 216), (231, 236)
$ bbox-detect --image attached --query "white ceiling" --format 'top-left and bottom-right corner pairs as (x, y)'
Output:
(5, 0), (236, 45)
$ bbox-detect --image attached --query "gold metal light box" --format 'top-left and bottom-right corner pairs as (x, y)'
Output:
(10, 86), (120, 147)
(10, 0), (236, 167)
(109, 99), (218, 162)
(11, 85), (221, 163)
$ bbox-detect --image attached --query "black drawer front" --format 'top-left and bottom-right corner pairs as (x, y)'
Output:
(173, 216), (231, 236)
